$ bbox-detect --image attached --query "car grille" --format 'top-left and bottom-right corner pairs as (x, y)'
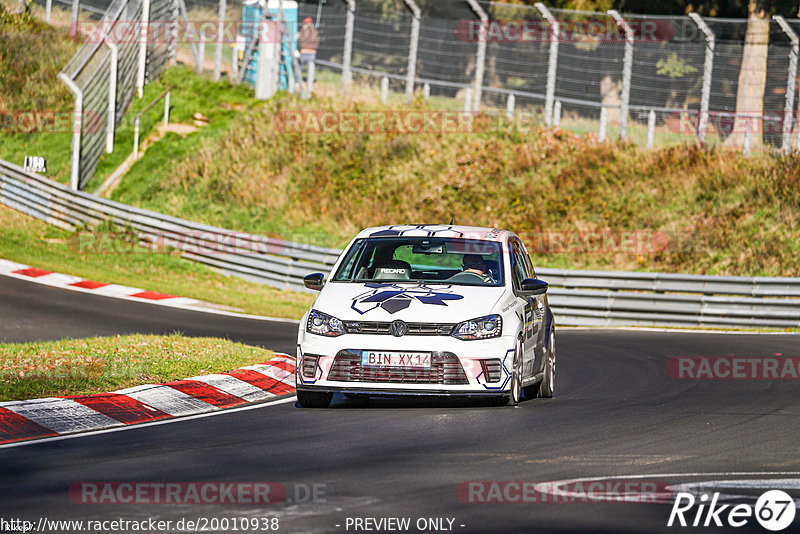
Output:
(328, 351), (469, 385)
(343, 321), (455, 336)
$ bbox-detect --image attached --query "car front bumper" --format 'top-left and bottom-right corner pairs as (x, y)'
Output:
(296, 333), (517, 395)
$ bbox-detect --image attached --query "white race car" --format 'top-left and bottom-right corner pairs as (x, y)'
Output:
(296, 225), (556, 407)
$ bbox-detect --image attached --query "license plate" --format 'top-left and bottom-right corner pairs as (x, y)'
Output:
(361, 351), (431, 369)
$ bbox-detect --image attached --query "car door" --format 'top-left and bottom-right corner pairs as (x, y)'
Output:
(520, 241), (548, 371)
(509, 239), (537, 378)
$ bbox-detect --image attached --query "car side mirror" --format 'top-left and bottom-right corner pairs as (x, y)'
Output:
(304, 272), (325, 291)
(521, 278), (548, 295)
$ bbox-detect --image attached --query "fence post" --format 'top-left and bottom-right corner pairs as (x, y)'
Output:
(71, 0), (79, 27)
(169, 0), (179, 65)
(423, 83), (430, 99)
(646, 109), (655, 148)
(466, 0), (487, 111)
(599, 106), (607, 141)
(179, 0), (202, 77)
(45, 0), (51, 23)
(689, 13), (714, 146)
(774, 16), (798, 153)
(164, 90), (170, 127)
(534, 3), (559, 128)
(198, 39), (206, 73)
(104, 40), (118, 154)
(608, 10), (632, 141)
(381, 76), (388, 103)
(506, 93), (515, 119)
(213, 0), (226, 80)
(464, 88), (472, 116)
(553, 100), (561, 128)
(58, 73), (82, 191)
(342, 0), (355, 87)
(402, 0), (421, 103)
(136, 0), (152, 98)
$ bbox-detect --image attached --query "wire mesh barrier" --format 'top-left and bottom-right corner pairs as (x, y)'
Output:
(55, 0), (176, 190)
(2, 159), (800, 328)
(289, 0), (799, 152)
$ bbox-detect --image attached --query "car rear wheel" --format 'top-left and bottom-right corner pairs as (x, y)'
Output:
(297, 390), (333, 408)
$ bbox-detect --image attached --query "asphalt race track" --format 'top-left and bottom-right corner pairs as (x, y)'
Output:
(1, 275), (799, 533)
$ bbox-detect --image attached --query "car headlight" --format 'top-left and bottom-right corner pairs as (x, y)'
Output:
(451, 314), (502, 340)
(306, 309), (346, 337)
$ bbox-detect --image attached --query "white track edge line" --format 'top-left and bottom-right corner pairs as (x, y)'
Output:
(0, 395), (297, 449)
(0, 270), (300, 324)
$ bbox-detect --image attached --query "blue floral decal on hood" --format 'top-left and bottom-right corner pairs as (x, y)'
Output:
(351, 283), (464, 315)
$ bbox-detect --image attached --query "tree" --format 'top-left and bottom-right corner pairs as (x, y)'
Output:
(724, 0), (771, 149)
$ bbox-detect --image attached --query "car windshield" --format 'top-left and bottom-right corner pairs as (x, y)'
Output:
(332, 237), (505, 286)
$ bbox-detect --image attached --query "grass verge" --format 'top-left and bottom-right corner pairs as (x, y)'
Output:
(0, 333), (275, 401)
(0, 205), (315, 319)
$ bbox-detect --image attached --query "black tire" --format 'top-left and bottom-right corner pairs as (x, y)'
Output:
(297, 390), (333, 408)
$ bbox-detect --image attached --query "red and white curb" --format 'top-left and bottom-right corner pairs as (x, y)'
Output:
(0, 258), (206, 308)
(0, 354), (297, 445)
(0, 258), (300, 323)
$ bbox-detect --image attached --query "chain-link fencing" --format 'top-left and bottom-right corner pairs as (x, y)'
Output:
(287, 0), (800, 153)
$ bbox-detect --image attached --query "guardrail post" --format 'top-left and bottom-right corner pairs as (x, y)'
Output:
(213, 0), (226, 80)
(599, 105), (607, 141)
(466, 0), (487, 111)
(381, 76), (388, 103)
(104, 40), (118, 154)
(608, 10), (632, 141)
(402, 0), (421, 103)
(136, 0), (151, 98)
(506, 93), (515, 119)
(774, 16), (798, 153)
(646, 109), (655, 148)
(342, 0), (355, 87)
(689, 13), (714, 146)
(58, 73), (82, 191)
(535, 3), (559, 128)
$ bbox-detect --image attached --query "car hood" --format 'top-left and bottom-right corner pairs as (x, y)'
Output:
(314, 282), (507, 323)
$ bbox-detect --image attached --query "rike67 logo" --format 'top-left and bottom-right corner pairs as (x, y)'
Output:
(668, 490), (796, 531)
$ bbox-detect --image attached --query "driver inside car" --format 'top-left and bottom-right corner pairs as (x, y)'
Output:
(461, 254), (494, 283)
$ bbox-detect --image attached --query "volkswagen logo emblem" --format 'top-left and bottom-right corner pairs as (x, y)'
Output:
(390, 320), (408, 337)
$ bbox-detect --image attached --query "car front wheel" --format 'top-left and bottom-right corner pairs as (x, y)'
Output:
(535, 328), (556, 398)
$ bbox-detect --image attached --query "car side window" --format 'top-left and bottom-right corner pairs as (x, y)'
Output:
(509, 240), (529, 291)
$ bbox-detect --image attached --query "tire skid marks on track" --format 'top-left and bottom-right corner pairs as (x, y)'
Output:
(0, 354), (297, 445)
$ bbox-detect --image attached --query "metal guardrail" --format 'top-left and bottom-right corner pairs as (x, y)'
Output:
(1, 158), (799, 329)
